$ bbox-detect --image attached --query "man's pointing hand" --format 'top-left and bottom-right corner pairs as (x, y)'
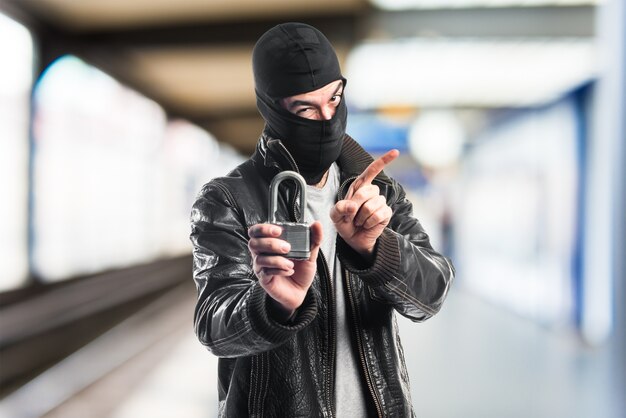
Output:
(330, 149), (399, 260)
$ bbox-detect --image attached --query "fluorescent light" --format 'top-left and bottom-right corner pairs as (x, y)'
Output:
(370, 0), (598, 11)
(345, 38), (595, 108)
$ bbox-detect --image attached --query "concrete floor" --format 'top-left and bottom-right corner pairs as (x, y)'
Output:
(20, 287), (622, 418)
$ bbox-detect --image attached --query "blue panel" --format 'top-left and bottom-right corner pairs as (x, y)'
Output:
(346, 113), (409, 153)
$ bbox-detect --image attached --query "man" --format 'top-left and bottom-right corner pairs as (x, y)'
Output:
(190, 22), (454, 417)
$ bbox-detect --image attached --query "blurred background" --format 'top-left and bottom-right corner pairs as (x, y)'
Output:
(0, 0), (624, 417)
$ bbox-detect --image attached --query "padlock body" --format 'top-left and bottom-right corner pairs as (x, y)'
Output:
(275, 222), (310, 260)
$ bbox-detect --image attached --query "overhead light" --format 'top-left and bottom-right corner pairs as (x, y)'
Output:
(408, 110), (465, 168)
(370, 0), (598, 10)
(345, 38), (595, 108)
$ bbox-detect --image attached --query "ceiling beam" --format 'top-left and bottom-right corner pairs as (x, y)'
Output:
(72, 14), (363, 48)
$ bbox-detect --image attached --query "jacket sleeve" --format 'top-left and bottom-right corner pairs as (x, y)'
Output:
(337, 179), (454, 322)
(190, 181), (318, 358)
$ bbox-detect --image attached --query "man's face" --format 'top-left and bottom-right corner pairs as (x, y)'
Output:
(280, 80), (343, 121)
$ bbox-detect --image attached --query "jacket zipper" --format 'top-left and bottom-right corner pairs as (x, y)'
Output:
(297, 205), (337, 417)
(338, 176), (357, 200)
(345, 269), (384, 418)
(319, 250), (336, 417)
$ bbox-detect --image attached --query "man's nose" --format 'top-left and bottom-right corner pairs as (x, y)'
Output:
(320, 105), (335, 121)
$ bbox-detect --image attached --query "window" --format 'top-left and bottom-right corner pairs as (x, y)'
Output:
(32, 55), (243, 281)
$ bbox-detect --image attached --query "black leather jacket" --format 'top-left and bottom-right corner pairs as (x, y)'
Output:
(190, 134), (454, 417)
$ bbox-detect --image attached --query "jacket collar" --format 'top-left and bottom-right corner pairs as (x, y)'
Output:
(253, 131), (393, 187)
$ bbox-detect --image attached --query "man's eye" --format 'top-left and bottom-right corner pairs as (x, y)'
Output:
(296, 107), (313, 115)
(331, 94), (342, 104)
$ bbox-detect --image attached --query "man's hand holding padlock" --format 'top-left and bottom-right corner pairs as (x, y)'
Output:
(330, 149), (399, 261)
(248, 221), (323, 320)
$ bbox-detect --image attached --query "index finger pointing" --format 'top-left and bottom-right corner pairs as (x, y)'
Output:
(347, 149), (399, 198)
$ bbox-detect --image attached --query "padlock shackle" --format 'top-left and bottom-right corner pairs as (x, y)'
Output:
(268, 171), (307, 224)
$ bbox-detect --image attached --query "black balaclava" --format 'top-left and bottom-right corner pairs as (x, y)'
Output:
(252, 22), (347, 185)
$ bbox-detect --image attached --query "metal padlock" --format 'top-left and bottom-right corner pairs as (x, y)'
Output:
(268, 171), (310, 260)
